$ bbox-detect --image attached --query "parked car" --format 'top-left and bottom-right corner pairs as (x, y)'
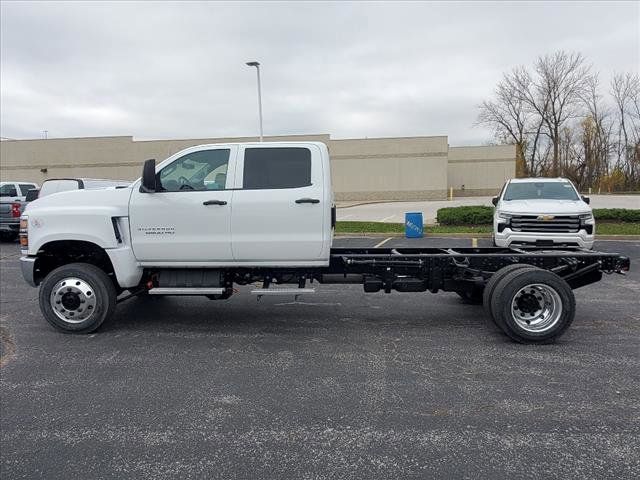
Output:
(35, 178), (130, 199)
(492, 178), (594, 249)
(0, 181), (39, 201)
(0, 181), (39, 241)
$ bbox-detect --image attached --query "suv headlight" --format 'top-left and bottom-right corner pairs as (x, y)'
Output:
(496, 212), (512, 222)
(579, 213), (594, 234)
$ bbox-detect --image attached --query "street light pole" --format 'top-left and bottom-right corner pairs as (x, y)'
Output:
(246, 61), (263, 142)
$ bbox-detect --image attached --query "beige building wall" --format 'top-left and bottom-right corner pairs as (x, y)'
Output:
(448, 145), (516, 196)
(329, 136), (449, 201)
(0, 134), (331, 184)
(1, 134), (515, 201)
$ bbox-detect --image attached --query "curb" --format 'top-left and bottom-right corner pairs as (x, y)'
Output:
(335, 232), (491, 238)
(335, 232), (640, 240)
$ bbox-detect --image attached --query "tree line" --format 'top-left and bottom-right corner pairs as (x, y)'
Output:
(477, 51), (639, 192)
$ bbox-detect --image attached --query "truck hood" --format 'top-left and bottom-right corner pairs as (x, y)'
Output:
(25, 186), (133, 216)
(499, 199), (591, 215)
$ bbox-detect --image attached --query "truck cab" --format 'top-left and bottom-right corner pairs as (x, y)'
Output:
(21, 142), (334, 291)
(130, 142), (333, 265)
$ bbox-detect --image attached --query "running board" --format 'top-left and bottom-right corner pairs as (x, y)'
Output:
(149, 287), (225, 295)
(250, 288), (315, 300)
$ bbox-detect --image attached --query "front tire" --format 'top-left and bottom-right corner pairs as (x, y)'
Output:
(39, 263), (117, 333)
(490, 268), (575, 344)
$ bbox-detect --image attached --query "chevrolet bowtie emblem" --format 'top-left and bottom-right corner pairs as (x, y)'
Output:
(537, 215), (555, 221)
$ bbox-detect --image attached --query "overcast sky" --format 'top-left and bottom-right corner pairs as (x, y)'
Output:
(1, 1), (638, 145)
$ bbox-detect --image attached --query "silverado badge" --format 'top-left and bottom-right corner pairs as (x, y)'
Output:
(537, 215), (555, 221)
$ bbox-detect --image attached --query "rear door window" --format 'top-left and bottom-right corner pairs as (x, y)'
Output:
(242, 148), (311, 189)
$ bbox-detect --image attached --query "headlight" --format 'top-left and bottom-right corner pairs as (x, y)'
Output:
(496, 212), (512, 222)
(579, 213), (593, 221)
(19, 216), (28, 249)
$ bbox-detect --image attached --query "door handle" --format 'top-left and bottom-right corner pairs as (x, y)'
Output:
(203, 200), (227, 206)
(295, 198), (320, 204)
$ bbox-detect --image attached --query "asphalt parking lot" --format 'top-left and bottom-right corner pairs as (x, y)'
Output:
(1, 238), (639, 479)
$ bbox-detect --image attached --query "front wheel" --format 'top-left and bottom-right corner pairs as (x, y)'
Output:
(39, 263), (117, 333)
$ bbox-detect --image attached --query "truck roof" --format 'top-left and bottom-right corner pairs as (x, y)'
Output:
(176, 141), (328, 148)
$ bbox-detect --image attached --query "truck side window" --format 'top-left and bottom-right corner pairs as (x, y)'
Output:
(159, 149), (230, 192)
(243, 148), (311, 189)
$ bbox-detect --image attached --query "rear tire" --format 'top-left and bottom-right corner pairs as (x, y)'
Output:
(483, 264), (537, 321)
(490, 268), (575, 344)
(39, 263), (117, 333)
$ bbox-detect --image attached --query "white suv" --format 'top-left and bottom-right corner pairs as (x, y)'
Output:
(492, 178), (595, 249)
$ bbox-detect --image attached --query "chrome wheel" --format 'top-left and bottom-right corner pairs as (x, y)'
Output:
(49, 277), (97, 324)
(511, 283), (562, 333)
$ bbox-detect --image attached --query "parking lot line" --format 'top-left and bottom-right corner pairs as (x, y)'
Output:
(374, 237), (393, 248)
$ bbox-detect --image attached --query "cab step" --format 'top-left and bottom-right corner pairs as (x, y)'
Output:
(148, 287), (225, 295)
(250, 288), (315, 300)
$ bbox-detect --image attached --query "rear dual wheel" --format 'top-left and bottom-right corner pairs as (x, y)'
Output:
(484, 265), (575, 344)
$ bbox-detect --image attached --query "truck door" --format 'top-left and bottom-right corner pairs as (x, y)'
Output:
(129, 145), (237, 263)
(231, 145), (326, 262)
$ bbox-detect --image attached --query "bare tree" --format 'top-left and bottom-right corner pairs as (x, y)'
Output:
(477, 72), (530, 175)
(478, 52), (639, 190)
(577, 74), (613, 189)
(611, 72), (640, 189)
(512, 51), (592, 176)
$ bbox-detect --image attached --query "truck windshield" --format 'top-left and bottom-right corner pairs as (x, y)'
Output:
(503, 182), (579, 201)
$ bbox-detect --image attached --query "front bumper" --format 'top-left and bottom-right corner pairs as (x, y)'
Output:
(494, 229), (595, 249)
(20, 256), (38, 287)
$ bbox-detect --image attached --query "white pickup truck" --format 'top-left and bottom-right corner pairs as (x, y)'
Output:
(19, 142), (630, 343)
(492, 178), (595, 249)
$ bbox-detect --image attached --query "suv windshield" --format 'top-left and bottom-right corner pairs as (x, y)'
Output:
(503, 182), (579, 201)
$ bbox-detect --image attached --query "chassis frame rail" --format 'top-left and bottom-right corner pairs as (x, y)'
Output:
(323, 246), (630, 293)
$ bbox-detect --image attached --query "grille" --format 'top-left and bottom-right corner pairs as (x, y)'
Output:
(510, 215), (580, 233)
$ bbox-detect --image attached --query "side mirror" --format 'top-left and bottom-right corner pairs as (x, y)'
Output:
(491, 196), (499, 206)
(140, 159), (157, 193)
(25, 189), (39, 202)
(581, 195), (590, 205)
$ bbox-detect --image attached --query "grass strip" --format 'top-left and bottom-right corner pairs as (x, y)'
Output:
(335, 221), (639, 236)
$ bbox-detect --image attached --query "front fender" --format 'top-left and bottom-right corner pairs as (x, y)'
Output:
(26, 211), (120, 254)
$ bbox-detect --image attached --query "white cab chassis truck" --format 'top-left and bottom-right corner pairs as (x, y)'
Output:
(19, 142), (630, 344)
